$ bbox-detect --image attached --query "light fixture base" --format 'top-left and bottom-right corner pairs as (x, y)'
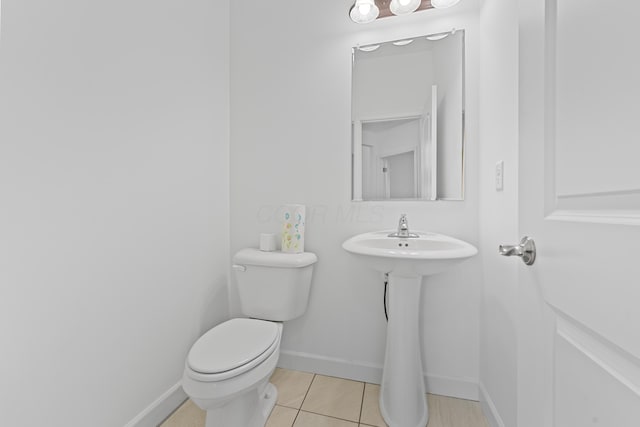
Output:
(431, 0), (461, 9)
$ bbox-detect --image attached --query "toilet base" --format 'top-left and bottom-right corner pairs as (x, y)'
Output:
(203, 381), (278, 427)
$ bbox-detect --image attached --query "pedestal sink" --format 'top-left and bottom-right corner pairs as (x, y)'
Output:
(342, 231), (477, 427)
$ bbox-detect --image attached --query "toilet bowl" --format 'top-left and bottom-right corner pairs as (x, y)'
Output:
(182, 249), (317, 427)
(182, 319), (283, 427)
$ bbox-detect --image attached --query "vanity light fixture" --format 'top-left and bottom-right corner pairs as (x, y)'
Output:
(349, 0), (462, 24)
(392, 39), (414, 46)
(431, 0), (461, 8)
(425, 33), (449, 41)
(390, 0), (421, 15)
(425, 29), (456, 41)
(349, 0), (380, 24)
(358, 44), (381, 52)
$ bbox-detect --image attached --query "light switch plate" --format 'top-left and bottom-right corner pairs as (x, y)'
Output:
(495, 161), (504, 191)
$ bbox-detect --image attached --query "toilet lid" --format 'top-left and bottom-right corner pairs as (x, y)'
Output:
(187, 318), (279, 375)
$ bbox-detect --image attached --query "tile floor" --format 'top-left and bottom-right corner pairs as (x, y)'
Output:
(161, 368), (490, 427)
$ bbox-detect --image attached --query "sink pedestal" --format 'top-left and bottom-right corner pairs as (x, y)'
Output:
(379, 274), (428, 427)
(342, 230), (478, 427)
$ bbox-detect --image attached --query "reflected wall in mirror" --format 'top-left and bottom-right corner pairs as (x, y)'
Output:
(352, 30), (465, 201)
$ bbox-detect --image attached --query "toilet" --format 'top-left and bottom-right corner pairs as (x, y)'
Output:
(182, 248), (317, 427)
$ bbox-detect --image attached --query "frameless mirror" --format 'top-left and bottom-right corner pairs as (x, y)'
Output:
(351, 30), (465, 201)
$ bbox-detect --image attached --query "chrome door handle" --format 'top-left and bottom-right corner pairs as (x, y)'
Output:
(499, 236), (536, 266)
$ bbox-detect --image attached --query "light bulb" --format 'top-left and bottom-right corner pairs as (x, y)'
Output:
(358, 45), (380, 52)
(389, 0), (421, 15)
(431, 0), (461, 9)
(425, 33), (449, 41)
(358, 3), (371, 15)
(349, 0), (379, 24)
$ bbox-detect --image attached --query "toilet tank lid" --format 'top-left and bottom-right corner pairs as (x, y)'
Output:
(233, 248), (317, 268)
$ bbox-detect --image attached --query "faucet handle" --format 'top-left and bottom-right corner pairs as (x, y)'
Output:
(398, 214), (408, 230)
(388, 214), (419, 238)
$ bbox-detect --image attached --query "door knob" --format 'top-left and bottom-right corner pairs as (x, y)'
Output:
(499, 236), (536, 266)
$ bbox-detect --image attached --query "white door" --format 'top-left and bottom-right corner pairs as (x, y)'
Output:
(517, 1), (640, 426)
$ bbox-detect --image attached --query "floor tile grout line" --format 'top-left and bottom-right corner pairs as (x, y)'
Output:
(299, 373), (316, 409)
(299, 373), (365, 425)
(358, 382), (366, 424)
(297, 409), (362, 425)
(290, 408), (300, 427)
(291, 373), (316, 426)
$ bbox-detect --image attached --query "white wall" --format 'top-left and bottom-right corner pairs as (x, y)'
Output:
(478, 0), (519, 426)
(362, 120), (420, 199)
(363, 120), (420, 158)
(353, 43), (435, 119)
(0, 1), (230, 426)
(231, 0), (483, 399)
(387, 151), (416, 199)
(433, 31), (464, 199)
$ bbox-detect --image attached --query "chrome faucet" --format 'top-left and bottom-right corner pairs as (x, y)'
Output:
(388, 214), (419, 238)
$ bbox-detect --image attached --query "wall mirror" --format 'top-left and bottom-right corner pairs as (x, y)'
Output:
(351, 29), (465, 201)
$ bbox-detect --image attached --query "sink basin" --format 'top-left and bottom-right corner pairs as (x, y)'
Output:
(342, 230), (477, 427)
(342, 230), (477, 276)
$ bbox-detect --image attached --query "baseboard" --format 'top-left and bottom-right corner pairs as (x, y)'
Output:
(424, 372), (479, 401)
(123, 381), (187, 427)
(478, 382), (505, 427)
(278, 350), (479, 401)
(278, 349), (383, 384)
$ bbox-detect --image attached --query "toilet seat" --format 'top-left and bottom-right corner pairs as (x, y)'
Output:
(186, 318), (279, 382)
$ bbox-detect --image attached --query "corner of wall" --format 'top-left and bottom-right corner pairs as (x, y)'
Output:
(479, 381), (506, 427)
(124, 383), (187, 427)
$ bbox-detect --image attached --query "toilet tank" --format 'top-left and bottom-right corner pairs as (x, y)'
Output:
(232, 249), (318, 321)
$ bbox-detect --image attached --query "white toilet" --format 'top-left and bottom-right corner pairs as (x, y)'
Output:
(182, 248), (317, 427)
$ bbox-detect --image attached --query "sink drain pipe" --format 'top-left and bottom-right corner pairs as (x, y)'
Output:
(384, 273), (389, 321)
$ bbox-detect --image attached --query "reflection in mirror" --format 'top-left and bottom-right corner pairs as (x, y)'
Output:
(352, 30), (465, 201)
